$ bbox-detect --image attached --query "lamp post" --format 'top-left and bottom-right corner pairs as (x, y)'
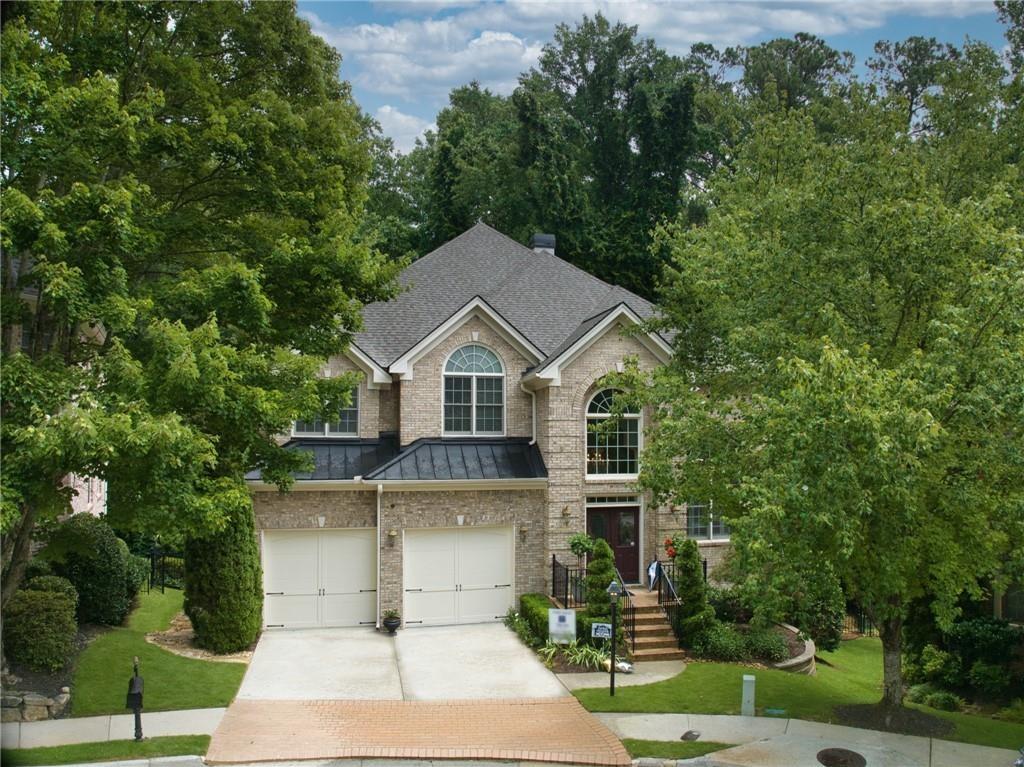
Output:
(606, 580), (622, 697)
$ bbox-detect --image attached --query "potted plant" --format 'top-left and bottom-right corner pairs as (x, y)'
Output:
(382, 609), (401, 635)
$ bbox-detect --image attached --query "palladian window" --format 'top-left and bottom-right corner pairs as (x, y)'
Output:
(586, 389), (640, 477)
(443, 344), (504, 435)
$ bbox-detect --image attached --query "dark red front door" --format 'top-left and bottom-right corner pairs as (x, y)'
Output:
(587, 506), (639, 582)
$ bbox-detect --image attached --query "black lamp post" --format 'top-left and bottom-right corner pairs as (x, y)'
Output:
(125, 656), (144, 741)
(606, 580), (622, 697)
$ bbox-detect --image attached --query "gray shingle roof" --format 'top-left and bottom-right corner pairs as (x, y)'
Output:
(355, 223), (667, 368)
(364, 438), (547, 481)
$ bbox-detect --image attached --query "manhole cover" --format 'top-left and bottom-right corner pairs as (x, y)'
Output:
(816, 748), (867, 767)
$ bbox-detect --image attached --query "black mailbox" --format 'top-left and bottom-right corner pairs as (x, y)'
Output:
(126, 674), (144, 711)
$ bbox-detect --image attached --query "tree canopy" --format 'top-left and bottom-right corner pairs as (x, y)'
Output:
(0, 0), (398, 605)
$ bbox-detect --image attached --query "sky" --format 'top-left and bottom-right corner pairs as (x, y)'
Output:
(295, 1), (1009, 152)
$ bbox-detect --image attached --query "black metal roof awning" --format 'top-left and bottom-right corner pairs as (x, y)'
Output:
(246, 435), (547, 483)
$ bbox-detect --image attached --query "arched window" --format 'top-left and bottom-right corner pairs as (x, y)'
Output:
(586, 389), (640, 477)
(443, 344), (504, 435)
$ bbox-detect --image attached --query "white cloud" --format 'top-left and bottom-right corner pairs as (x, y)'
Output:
(374, 105), (436, 153)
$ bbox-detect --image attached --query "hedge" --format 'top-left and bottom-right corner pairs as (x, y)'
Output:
(184, 498), (262, 653)
(24, 575), (79, 607)
(125, 554), (150, 599)
(3, 589), (77, 672)
(520, 593), (551, 642)
(51, 515), (131, 625)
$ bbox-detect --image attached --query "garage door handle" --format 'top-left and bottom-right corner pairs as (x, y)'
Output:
(494, 583), (511, 588)
(359, 588), (376, 593)
(406, 588), (423, 592)
(265, 592), (284, 595)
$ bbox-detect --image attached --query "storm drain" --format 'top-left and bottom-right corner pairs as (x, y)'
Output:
(816, 747), (867, 767)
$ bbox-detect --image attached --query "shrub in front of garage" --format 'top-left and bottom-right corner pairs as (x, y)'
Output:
(520, 593), (551, 641)
(184, 496), (262, 653)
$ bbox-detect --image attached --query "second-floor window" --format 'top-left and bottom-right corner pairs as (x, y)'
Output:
(686, 501), (730, 541)
(586, 388), (640, 477)
(443, 344), (504, 435)
(294, 389), (359, 437)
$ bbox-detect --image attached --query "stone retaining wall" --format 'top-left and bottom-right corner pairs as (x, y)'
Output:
(1, 688), (70, 722)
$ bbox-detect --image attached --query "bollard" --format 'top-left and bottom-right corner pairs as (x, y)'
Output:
(741, 674), (755, 717)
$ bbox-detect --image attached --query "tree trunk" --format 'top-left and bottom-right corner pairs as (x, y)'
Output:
(1, 502), (39, 611)
(879, 615), (904, 708)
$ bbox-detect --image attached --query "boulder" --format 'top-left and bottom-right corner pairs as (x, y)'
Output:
(22, 704), (49, 722)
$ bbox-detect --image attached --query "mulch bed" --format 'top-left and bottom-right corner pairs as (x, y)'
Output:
(145, 612), (252, 663)
(835, 703), (955, 738)
(547, 655), (606, 674)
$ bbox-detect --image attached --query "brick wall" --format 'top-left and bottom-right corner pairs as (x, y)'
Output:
(253, 489), (376, 530)
(399, 316), (534, 445)
(537, 323), (663, 586)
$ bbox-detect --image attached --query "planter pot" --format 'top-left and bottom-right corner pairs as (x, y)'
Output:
(382, 616), (401, 635)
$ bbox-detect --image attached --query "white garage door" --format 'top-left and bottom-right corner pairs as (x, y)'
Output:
(404, 526), (513, 626)
(263, 529), (376, 629)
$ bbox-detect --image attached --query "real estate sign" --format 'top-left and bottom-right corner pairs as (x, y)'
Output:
(591, 622), (612, 640)
(548, 608), (577, 644)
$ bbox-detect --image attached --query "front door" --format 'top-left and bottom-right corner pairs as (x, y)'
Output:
(587, 506), (639, 582)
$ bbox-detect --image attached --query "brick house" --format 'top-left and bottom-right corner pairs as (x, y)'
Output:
(247, 223), (727, 630)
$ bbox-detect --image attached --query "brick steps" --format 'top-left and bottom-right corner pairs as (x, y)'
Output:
(624, 595), (687, 662)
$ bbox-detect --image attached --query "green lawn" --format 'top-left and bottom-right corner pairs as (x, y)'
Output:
(71, 589), (245, 716)
(575, 638), (1024, 751)
(622, 739), (731, 759)
(1, 735), (210, 766)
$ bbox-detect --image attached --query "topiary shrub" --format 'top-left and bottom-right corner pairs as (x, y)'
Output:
(3, 589), (77, 672)
(520, 593), (551, 642)
(674, 539), (715, 645)
(24, 575), (79, 608)
(184, 497), (262, 654)
(584, 538), (616, 619)
(50, 515), (130, 625)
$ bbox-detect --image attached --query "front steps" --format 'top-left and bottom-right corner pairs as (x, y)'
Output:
(627, 589), (687, 661)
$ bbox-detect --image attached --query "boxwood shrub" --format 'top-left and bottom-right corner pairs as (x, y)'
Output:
(520, 593), (551, 642)
(693, 621), (747, 661)
(24, 575), (79, 607)
(52, 515), (131, 625)
(125, 554), (150, 599)
(3, 589), (77, 672)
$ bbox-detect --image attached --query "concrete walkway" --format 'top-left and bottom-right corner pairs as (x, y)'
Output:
(597, 713), (1021, 767)
(0, 708), (225, 749)
(557, 661), (684, 692)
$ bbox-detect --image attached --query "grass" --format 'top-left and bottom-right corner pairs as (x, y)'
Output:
(71, 588), (245, 716)
(1, 735), (210, 766)
(622, 739), (731, 759)
(575, 638), (1024, 751)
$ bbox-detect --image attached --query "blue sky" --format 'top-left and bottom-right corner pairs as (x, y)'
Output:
(296, 1), (1008, 152)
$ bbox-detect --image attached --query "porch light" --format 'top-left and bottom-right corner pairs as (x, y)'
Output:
(387, 529), (398, 547)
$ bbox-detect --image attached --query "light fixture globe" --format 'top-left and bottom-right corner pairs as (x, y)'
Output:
(606, 580), (622, 601)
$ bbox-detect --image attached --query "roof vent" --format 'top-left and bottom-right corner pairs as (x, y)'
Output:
(530, 233), (555, 255)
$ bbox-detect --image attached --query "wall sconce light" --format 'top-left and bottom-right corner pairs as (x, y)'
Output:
(519, 525), (529, 541)
(387, 529), (398, 547)
(456, 514), (465, 526)
(616, 361), (625, 373)
(317, 515), (326, 528)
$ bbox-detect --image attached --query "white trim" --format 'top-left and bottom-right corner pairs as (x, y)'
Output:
(346, 344), (392, 388)
(441, 343), (506, 437)
(522, 304), (672, 389)
(389, 297), (543, 380)
(584, 388), (642, 480)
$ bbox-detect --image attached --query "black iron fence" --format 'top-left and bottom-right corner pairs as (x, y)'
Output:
(148, 547), (185, 593)
(843, 605), (878, 637)
(551, 555), (588, 608)
(654, 558), (707, 605)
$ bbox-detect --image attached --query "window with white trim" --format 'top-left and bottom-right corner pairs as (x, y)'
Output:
(294, 389), (359, 437)
(443, 344), (504, 435)
(586, 389), (640, 477)
(686, 501), (729, 541)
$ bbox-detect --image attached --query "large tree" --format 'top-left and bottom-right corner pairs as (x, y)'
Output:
(619, 53), (1023, 707)
(1, 1), (398, 608)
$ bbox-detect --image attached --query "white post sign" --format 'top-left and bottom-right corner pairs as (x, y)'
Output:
(548, 608), (577, 644)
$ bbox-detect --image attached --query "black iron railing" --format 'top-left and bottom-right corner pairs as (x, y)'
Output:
(653, 558), (708, 605)
(614, 566), (636, 653)
(148, 546), (185, 593)
(551, 555), (588, 608)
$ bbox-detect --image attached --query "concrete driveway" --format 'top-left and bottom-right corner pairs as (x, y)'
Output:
(237, 624), (566, 700)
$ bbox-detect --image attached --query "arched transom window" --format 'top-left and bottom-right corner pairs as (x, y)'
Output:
(443, 344), (504, 435)
(586, 389), (640, 477)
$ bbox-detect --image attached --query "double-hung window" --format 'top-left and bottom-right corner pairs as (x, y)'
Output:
(686, 501), (729, 541)
(443, 344), (504, 435)
(585, 389), (640, 478)
(293, 389), (359, 437)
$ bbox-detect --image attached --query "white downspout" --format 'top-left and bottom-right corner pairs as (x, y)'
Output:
(521, 382), (537, 445)
(376, 482), (383, 629)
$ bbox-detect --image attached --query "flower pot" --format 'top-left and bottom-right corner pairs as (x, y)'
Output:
(382, 616), (401, 635)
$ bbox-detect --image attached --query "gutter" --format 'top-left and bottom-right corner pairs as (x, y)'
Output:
(375, 481), (383, 630)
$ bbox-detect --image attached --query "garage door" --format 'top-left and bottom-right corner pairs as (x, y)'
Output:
(262, 529), (376, 629)
(404, 526), (513, 626)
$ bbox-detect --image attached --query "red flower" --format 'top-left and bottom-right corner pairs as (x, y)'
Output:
(664, 537), (673, 547)
(666, 547), (676, 558)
